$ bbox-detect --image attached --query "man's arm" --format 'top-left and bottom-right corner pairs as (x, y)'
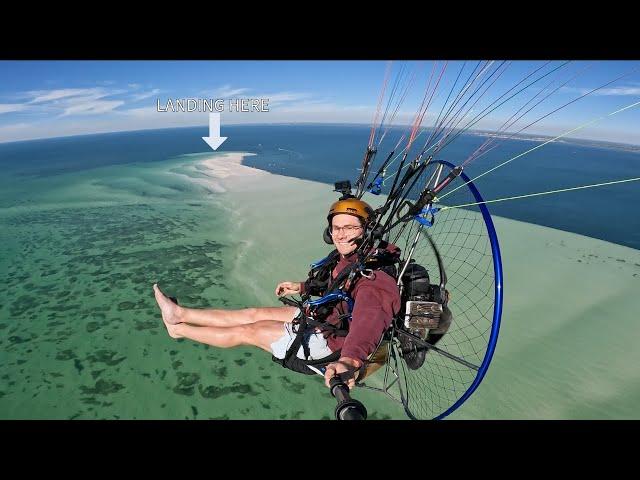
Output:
(340, 274), (401, 365)
(324, 278), (399, 389)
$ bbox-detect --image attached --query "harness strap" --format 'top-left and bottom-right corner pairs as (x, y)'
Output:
(282, 314), (309, 366)
(271, 349), (342, 375)
(278, 246), (399, 375)
(326, 261), (360, 293)
(304, 314), (350, 337)
(301, 330), (312, 360)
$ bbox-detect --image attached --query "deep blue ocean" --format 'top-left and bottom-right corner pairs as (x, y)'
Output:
(1, 124), (639, 249)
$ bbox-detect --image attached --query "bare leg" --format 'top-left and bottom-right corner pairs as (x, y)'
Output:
(153, 284), (297, 327)
(165, 319), (286, 354)
(182, 305), (297, 327)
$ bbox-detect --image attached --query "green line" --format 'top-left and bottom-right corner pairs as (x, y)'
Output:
(439, 176), (640, 211)
(439, 99), (640, 201)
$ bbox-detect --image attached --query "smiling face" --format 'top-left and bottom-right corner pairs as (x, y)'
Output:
(330, 213), (365, 256)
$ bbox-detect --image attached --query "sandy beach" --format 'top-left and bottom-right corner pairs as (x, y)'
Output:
(170, 152), (267, 194)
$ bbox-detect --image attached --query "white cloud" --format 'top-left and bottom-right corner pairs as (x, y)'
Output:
(22, 87), (129, 116)
(131, 88), (162, 101)
(201, 86), (313, 107)
(128, 83), (141, 89)
(121, 106), (159, 117)
(257, 91), (312, 105)
(176, 87), (315, 110)
(596, 87), (640, 96)
(277, 100), (369, 114)
(0, 122), (30, 131)
(0, 103), (27, 114)
(211, 85), (251, 98)
(27, 88), (105, 104)
(62, 99), (125, 116)
(561, 85), (640, 96)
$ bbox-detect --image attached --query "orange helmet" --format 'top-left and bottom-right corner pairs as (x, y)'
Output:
(327, 198), (374, 224)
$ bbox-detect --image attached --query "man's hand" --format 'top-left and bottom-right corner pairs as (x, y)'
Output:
(324, 357), (362, 390)
(275, 281), (301, 297)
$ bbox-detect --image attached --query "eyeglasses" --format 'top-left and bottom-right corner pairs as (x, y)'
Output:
(330, 225), (363, 235)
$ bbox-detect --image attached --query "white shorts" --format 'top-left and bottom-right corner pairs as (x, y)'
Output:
(270, 309), (333, 362)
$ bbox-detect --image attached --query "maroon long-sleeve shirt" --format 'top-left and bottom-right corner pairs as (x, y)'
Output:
(300, 244), (401, 364)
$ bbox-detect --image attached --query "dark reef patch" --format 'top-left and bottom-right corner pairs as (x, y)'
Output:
(212, 365), (228, 379)
(198, 382), (259, 399)
(279, 376), (306, 394)
(86, 322), (101, 333)
(135, 320), (159, 331)
(9, 336), (30, 345)
(56, 349), (77, 361)
(86, 349), (126, 366)
(73, 358), (84, 374)
(79, 379), (125, 395)
(173, 372), (200, 396)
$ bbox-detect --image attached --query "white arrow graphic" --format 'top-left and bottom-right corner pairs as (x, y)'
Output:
(202, 112), (227, 150)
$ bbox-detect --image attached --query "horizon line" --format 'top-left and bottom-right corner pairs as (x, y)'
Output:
(1, 122), (639, 150)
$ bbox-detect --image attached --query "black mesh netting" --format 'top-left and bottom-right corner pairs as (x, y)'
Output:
(383, 160), (500, 419)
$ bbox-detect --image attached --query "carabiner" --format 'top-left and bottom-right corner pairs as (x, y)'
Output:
(360, 269), (375, 280)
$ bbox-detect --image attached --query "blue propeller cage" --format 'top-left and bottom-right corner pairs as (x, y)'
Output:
(420, 160), (503, 420)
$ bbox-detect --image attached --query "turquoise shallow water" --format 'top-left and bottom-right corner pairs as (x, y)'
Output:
(0, 157), (236, 418)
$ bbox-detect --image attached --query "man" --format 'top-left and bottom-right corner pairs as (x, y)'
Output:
(153, 198), (401, 389)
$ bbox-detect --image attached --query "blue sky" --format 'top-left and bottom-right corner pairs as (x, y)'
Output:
(1, 60), (639, 144)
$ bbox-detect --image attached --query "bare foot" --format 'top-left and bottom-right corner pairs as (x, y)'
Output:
(153, 283), (184, 338)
